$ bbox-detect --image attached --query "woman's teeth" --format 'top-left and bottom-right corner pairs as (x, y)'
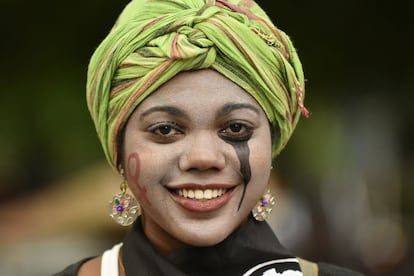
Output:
(177, 188), (227, 200)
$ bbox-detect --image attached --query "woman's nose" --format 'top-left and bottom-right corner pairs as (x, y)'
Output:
(178, 132), (226, 172)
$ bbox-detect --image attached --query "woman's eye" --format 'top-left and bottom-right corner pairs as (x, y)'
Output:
(219, 122), (253, 141)
(229, 123), (243, 133)
(158, 125), (173, 135)
(147, 122), (182, 139)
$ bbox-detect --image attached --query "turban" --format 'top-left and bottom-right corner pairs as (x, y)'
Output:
(87, 0), (308, 171)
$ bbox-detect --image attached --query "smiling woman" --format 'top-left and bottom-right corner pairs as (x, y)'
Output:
(54, 0), (363, 275)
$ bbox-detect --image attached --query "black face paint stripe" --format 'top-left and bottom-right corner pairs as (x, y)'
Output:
(225, 140), (251, 211)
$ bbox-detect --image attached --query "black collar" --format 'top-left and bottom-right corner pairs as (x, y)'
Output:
(122, 216), (302, 275)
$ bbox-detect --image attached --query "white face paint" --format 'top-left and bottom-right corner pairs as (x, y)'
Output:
(123, 69), (272, 254)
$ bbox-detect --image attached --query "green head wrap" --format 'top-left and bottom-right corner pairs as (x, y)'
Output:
(87, 0), (308, 171)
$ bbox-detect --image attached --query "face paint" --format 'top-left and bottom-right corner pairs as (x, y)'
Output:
(127, 152), (151, 206)
(224, 140), (251, 210)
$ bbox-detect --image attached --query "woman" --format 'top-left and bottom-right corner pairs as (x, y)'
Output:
(56, 0), (363, 275)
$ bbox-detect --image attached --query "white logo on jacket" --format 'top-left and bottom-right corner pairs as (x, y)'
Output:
(243, 258), (303, 276)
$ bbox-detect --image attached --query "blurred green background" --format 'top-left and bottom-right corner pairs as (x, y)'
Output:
(0, 0), (412, 275)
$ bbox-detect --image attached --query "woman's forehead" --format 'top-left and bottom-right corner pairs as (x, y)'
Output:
(140, 69), (260, 106)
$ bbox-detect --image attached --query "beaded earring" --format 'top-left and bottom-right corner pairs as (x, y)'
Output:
(108, 170), (140, 226)
(252, 189), (275, 221)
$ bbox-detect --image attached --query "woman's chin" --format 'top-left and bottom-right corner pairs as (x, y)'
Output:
(171, 218), (240, 248)
(181, 231), (229, 248)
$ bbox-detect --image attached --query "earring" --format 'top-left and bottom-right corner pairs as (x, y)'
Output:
(108, 177), (140, 226)
(252, 189), (275, 221)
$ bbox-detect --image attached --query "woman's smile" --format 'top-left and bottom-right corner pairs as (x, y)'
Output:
(168, 183), (238, 212)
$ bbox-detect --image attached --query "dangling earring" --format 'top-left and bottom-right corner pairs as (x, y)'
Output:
(252, 189), (275, 221)
(108, 169), (140, 226)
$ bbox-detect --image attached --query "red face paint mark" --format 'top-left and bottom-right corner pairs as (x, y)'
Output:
(127, 152), (151, 206)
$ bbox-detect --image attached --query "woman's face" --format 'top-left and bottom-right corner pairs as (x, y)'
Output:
(123, 69), (272, 253)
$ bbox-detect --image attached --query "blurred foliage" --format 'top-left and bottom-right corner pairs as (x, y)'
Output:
(0, 0), (126, 195)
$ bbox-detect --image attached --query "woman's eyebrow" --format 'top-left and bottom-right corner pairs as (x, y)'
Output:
(217, 102), (260, 117)
(139, 105), (186, 120)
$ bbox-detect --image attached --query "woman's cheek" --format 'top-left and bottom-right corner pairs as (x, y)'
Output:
(250, 143), (272, 180)
(127, 152), (151, 206)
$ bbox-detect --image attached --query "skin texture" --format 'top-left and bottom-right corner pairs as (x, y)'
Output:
(122, 69), (273, 254)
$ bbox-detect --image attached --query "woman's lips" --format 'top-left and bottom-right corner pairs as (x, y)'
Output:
(170, 186), (235, 212)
